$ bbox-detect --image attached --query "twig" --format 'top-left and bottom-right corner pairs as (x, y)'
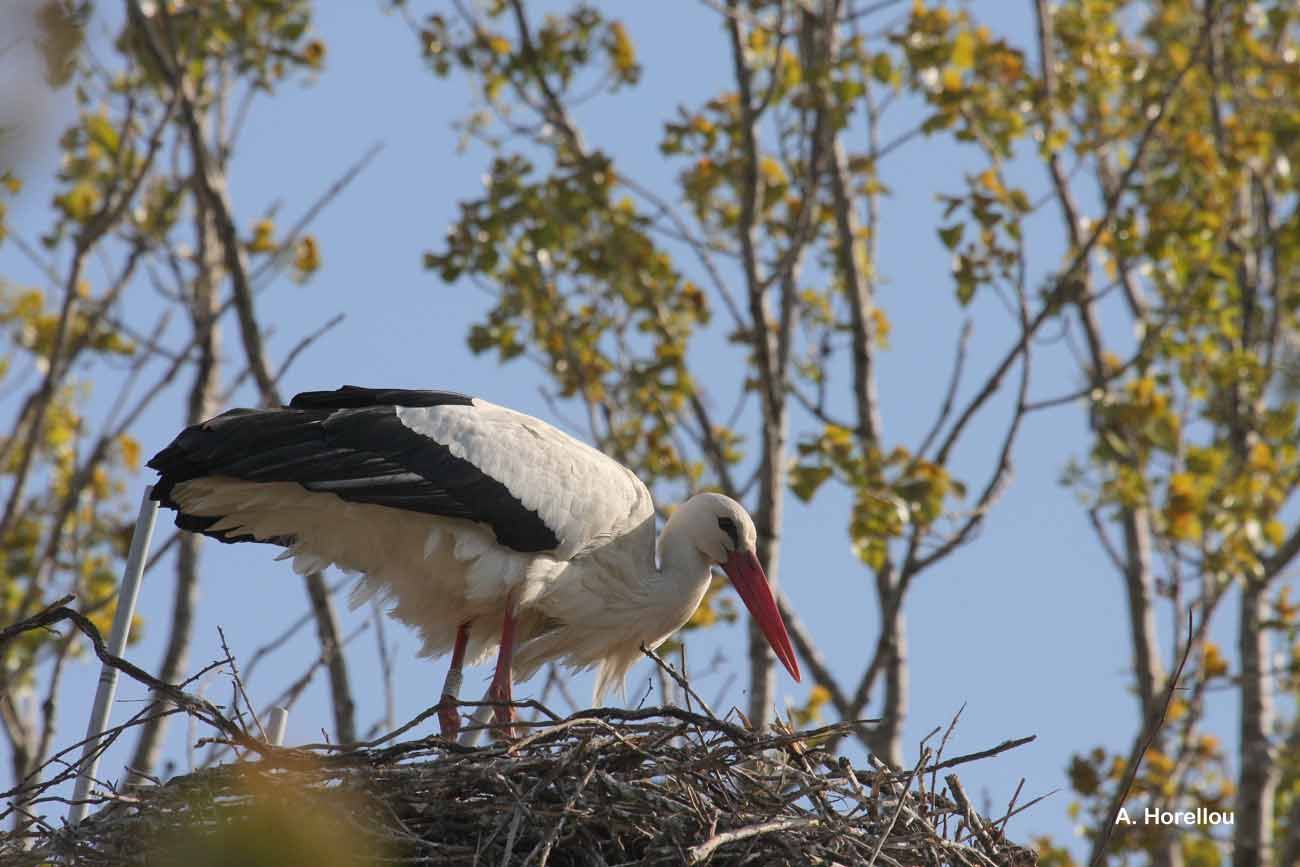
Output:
(1088, 610), (1196, 865)
(866, 749), (928, 867)
(687, 817), (820, 864)
(0, 599), (262, 753)
(640, 643), (718, 720)
(946, 774), (997, 859)
(919, 734), (1036, 776)
(216, 626), (266, 741)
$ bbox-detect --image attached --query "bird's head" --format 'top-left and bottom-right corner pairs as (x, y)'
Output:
(673, 493), (801, 684)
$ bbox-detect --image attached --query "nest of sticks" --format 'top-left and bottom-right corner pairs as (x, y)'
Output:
(4, 709), (1040, 866)
(2, 603), (1039, 866)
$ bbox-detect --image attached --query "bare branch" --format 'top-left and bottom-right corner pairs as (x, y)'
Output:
(1088, 611), (1195, 866)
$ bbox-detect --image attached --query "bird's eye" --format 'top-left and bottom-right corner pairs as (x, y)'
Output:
(717, 516), (739, 549)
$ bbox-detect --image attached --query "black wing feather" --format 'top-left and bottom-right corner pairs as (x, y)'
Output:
(289, 385), (474, 410)
(149, 387), (559, 552)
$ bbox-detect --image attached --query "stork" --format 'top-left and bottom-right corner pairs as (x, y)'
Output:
(148, 386), (800, 737)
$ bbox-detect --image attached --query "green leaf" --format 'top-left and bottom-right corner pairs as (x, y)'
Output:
(790, 465), (833, 502)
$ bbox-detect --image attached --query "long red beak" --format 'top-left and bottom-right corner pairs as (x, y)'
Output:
(722, 550), (800, 683)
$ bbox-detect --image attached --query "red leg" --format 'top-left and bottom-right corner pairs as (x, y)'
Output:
(436, 622), (471, 738)
(488, 592), (518, 735)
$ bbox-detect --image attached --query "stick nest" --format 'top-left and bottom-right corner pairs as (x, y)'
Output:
(3, 706), (1037, 866)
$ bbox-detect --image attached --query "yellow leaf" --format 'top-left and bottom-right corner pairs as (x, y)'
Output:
(1170, 512), (1202, 542)
(608, 21), (637, 77)
(759, 156), (787, 187)
(119, 434), (140, 472)
(1142, 749), (1173, 776)
(293, 235), (321, 276)
(248, 218), (276, 253)
(57, 181), (100, 222)
(1167, 472), (1196, 499)
(1202, 643), (1228, 678)
(869, 308), (891, 346)
(823, 424), (853, 448)
(951, 30), (975, 70)
(302, 39), (326, 69)
(686, 600), (717, 628)
(976, 168), (1003, 195)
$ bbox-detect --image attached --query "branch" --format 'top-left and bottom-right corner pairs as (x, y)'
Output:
(0, 94), (175, 548)
(915, 320), (971, 460)
(0, 599), (262, 755)
(689, 817), (821, 864)
(1032, 0), (1084, 251)
(124, 0), (278, 405)
(1087, 611), (1195, 866)
(776, 590), (855, 722)
(639, 643), (718, 720)
(924, 734), (1037, 775)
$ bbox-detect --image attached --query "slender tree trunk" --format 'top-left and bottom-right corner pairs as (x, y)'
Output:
(748, 406), (786, 726)
(864, 601), (905, 766)
(1233, 581), (1277, 867)
(725, 0), (788, 728)
(1279, 725), (1300, 867)
(828, 95), (896, 762)
(3, 711), (32, 832)
(1122, 507), (1165, 717)
(307, 574), (356, 743)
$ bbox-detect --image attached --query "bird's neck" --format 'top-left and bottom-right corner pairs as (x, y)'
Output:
(653, 522), (713, 624)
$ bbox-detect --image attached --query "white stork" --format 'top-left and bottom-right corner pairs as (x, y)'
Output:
(148, 386), (800, 737)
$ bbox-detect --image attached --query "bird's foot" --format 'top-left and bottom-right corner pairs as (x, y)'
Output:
(487, 682), (517, 738)
(491, 703), (517, 738)
(435, 696), (461, 739)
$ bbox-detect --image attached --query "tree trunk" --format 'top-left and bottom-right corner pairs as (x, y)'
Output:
(748, 405), (786, 727)
(1233, 581), (1277, 867)
(307, 572), (356, 744)
(1122, 507), (1165, 717)
(865, 600), (905, 767)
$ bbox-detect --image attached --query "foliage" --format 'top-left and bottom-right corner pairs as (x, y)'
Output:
(1030, 1), (1300, 862)
(1, 0), (334, 815)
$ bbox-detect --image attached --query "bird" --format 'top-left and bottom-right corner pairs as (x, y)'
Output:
(147, 385), (801, 738)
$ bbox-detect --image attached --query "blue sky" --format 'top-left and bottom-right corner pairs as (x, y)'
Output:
(0, 0), (1258, 856)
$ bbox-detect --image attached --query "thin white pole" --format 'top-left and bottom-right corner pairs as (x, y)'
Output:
(458, 688), (495, 747)
(267, 707), (289, 746)
(68, 487), (159, 826)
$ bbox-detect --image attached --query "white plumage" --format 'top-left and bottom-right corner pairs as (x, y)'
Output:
(150, 386), (800, 737)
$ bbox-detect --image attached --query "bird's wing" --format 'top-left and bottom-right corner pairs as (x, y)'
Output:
(149, 386), (653, 560)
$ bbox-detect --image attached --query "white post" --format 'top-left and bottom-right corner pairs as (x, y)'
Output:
(458, 688), (495, 747)
(267, 707), (289, 747)
(68, 487), (159, 825)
